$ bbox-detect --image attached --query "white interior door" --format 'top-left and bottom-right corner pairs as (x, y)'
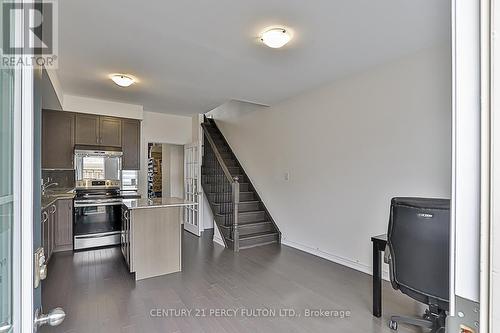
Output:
(183, 142), (202, 236)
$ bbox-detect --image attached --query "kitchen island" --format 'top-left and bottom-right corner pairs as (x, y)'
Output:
(121, 197), (196, 280)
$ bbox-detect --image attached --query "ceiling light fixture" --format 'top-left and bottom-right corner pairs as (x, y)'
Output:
(110, 74), (136, 87)
(260, 27), (292, 48)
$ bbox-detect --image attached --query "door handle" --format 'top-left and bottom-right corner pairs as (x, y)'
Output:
(34, 307), (65, 332)
(42, 211), (48, 223)
(0, 323), (12, 333)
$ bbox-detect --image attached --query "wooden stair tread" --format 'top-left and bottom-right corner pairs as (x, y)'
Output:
(214, 209), (265, 216)
(219, 221), (271, 229)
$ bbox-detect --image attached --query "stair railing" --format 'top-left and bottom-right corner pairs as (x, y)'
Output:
(201, 124), (240, 252)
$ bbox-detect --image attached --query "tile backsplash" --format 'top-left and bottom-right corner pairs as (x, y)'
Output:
(42, 169), (75, 188)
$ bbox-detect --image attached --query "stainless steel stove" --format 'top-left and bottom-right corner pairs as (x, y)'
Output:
(73, 187), (122, 250)
(73, 149), (123, 250)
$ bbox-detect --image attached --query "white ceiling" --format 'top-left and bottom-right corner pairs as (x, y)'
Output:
(58, 0), (450, 115)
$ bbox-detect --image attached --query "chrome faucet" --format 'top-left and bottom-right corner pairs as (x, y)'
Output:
(41, 178), (59, 195)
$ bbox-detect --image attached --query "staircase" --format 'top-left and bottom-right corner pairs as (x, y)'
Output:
(201, 118), (280, 251)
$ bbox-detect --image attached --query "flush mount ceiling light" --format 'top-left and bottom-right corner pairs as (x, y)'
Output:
(260, 27), (292, 48)
(110, 74), (136, 87)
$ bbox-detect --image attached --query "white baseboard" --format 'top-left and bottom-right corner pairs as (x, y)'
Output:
(213, 234), (225, 247)
(281, 238), (390, 281)
(212, 222), (226, 247)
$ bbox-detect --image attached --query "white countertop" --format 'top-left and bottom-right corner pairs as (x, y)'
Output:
(122, 197), (197, 210)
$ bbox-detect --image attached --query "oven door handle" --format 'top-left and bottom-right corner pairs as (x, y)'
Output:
(74, 202), (123, 208)
(74, 232), (121, 239)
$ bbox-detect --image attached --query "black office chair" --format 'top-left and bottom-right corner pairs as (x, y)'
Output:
(384, 197), (450, 332)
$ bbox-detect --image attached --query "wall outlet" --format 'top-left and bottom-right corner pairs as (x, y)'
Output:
(284, 172), (290, 181)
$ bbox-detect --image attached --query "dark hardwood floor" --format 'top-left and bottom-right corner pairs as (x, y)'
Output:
(41, 230), (420, 333)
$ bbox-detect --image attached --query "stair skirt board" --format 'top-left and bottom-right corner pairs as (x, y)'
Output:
(202, 119), (280, 250)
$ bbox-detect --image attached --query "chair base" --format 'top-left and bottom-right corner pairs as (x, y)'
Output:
(389, 307), (446, 333)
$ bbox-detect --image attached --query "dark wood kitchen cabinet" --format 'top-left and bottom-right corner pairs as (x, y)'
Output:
(75, 113), (100, 145)
(122, 119), (140, 169)
(42, 110), (75, 169)
(42, 203), (57, 262)
(41, 208), (49, 260)
(42, 199), (73, 259)
(100, 116), (122, 147)
(54, 199), (73, 252)
(43, 110), (140, 169)
(75, 114), (122, 147)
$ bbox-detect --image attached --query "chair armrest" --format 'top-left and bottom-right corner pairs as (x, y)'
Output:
(384, 244), (391, 264)
(384, 244), (399, 289)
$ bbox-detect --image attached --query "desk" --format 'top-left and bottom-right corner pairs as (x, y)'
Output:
(371, 234), (387, 317)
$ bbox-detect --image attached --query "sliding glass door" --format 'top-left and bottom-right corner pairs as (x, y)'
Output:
(0, 45), (15, 333)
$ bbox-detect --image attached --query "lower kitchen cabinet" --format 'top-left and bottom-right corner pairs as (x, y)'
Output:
(54, 199), (73, 252)
(42, 199), (74, 262)
(42, 204), (57, 262)
(41, 208), (50, 261)
(121, 205), (132, 270)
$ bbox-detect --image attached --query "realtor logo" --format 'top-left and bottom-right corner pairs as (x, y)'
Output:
(1, 0), (58, 68)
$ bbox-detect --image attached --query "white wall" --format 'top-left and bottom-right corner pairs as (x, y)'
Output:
(207, 45), (452, 276)
(140, 111), (192, 197)
(45, 69), (64, 107)
(192, 114), (203, 142)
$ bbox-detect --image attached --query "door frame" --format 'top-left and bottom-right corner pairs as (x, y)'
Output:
(450, 0), (496, 332)
(486, 0), (499, 330)
(10, 1), (36, 331)
(19, 63), (35, 333)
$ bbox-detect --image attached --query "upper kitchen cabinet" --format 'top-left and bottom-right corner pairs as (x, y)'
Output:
(122, 119), (140, 169)
(100, 116), (122, 147)
(75, 113), (100, 145)
(43, 111), (140, 169)
(42, 110), (75, 169)
(75, 114), (122, 147)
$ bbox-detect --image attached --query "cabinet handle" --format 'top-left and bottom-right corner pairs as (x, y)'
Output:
(42, 211), (48, 223)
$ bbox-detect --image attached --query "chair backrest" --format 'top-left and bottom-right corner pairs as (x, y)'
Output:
(387, 197), (450, 309)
